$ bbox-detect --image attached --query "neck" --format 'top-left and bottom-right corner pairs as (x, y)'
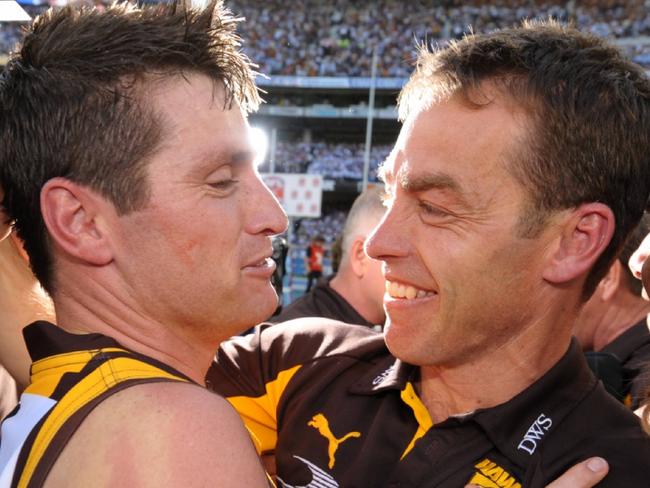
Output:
(592, 293), (650, 351)
(52, 272), (217, 385)
(330, 271), (384, 324)
(418, 304), (574, 423)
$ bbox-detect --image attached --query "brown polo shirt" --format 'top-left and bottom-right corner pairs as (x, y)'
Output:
(208, 319), (650, 487)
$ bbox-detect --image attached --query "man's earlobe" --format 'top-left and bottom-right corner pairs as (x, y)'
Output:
(41, 178), (113, 266)
(543, 203), (615, 285)
(350, 236), (367, 278)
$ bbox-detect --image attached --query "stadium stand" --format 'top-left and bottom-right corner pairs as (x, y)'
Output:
(229, 0), (650, 77)
(258, 141), (391, 181)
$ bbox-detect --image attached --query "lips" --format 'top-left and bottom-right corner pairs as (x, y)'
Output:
(244, 256), (274, 269)
(385, 279), (436, 299)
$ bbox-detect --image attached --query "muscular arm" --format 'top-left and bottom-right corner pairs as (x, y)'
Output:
(44, 382), (269, 487)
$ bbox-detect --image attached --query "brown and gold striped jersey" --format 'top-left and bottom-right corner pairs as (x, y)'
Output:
(0, 321), (192, 488)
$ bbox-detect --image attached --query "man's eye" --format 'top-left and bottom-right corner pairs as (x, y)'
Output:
(209, 179), (238, 190)
(418, 202), (448, 217)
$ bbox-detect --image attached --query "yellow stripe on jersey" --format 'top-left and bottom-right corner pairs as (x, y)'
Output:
(25, 348), (126, 399)
(18, 354), (189, 488)
(227, 365), (302, 454)
(400, 382), (433, 460)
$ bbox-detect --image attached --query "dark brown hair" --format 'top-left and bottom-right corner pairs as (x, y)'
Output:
(399, 20), (650, 297)
(0, 0), (260, 293)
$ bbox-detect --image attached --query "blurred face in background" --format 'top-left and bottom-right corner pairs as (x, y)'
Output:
(629, 232), (650, 300)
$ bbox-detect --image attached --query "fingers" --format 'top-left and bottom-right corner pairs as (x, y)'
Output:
(547, 457), (609, 488)
(465, 458), (608, 488)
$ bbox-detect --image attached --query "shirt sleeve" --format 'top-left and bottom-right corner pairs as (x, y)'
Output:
(207, 320), (381, 454)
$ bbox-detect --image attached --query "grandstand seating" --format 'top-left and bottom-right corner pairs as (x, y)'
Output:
(229, 0), (650, 77)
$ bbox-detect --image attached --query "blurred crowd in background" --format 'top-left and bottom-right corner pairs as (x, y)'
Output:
(3, 1), (650, 73)
(229, 0), (650, 77)
(258, 141), (392, 180)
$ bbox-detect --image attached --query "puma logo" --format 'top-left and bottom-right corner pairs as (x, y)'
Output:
(308, 413), (361, 469)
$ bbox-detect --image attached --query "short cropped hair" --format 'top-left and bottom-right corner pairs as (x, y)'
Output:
(399, 20), (650, 297)
(0, 0), (260, 293)
(341, 186), (386, 261)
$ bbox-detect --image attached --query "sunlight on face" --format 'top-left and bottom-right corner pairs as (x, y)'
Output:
(249, 126), (269, 168)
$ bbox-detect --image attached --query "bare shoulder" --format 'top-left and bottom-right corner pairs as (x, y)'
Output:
(44, 382), (268, 487)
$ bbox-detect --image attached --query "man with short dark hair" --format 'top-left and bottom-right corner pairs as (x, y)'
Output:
(273, 187), (386, 327)
(209, 20), (650, 487)
(0, 2), (285, 485)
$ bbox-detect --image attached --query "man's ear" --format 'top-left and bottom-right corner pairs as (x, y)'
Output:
(349, 236), (367, 278)
(40, 178), (114, 266)
(543, 203), (615, 285)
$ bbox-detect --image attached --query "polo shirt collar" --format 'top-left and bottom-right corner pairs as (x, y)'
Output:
(349, 356), (414, 394)
(349, 338), (597, 469)
(472, 339), (596, 467)
(23, 320), (122, 362)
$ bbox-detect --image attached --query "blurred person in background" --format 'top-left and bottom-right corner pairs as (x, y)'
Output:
(0, 365), (16, 423)
(628, 225), (650, 427)
(574, 215), (650, 408)
(0, 1), (282, 485)
(269, 234), (289, 315)
(304, 234), (325, 292)
(273, 187), (386, 328)
(0, 188), (54, 421)
(209, 20), (650, 487)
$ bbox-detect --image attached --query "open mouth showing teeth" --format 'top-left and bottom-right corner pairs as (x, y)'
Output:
(385, 280), (436, 299)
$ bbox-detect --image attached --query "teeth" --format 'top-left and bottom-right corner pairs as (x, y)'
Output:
(254, 258), (271, 267)
(385, 280), (435, 299)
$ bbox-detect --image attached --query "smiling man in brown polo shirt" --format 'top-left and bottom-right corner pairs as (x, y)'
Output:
(209, 20), (650, 488)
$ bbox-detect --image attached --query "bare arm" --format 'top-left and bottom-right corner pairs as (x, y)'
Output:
(45, 382), (269, 487)
(465, 457), (609, 488)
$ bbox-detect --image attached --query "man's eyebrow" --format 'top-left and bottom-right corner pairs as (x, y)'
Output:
(231, 150), (254, 165)
(399, 171), (469, 204)
(195, 149), (254, 170)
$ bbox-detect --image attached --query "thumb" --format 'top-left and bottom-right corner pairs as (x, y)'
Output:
(465, 457), (608, 488)
(547, 457), (609, 488)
